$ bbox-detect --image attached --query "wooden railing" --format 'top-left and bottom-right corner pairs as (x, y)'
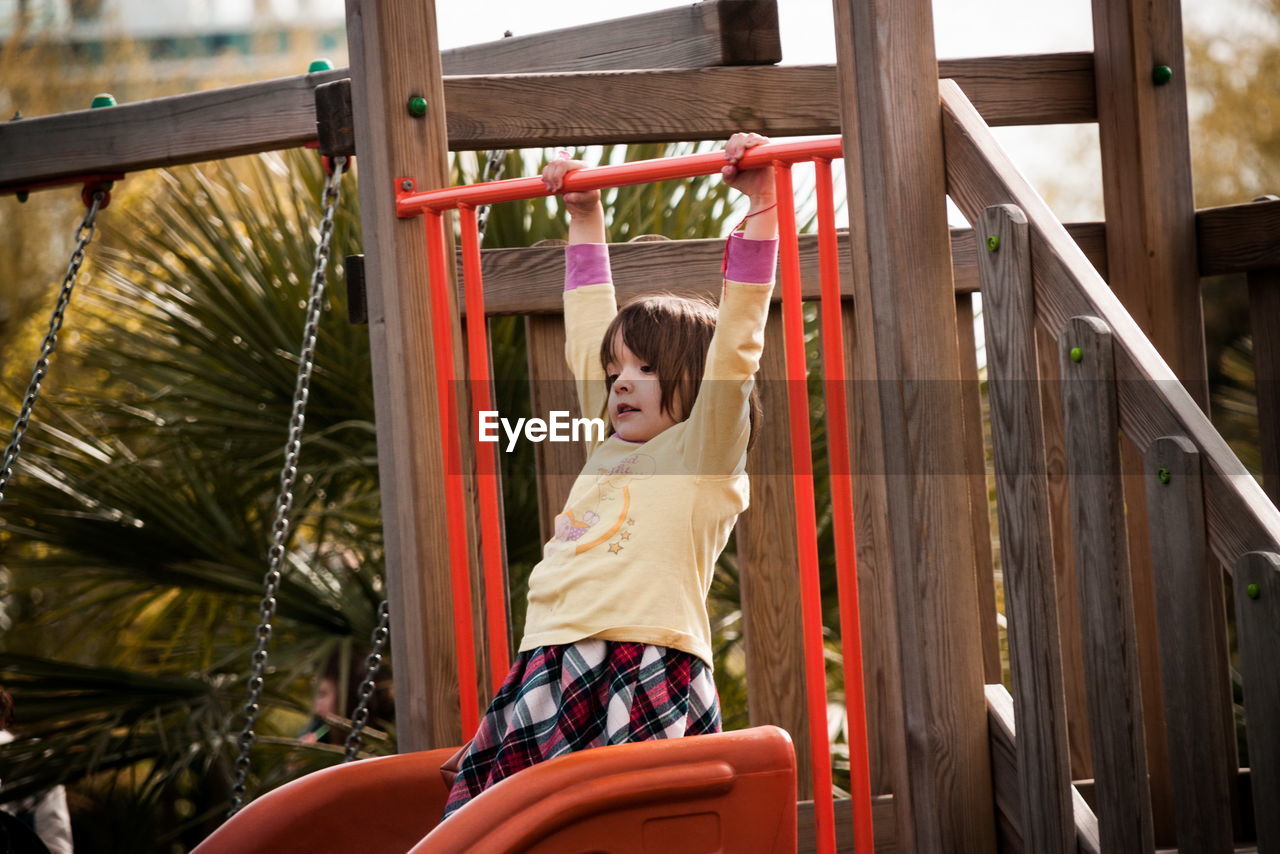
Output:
(943, 78), (1280, 854)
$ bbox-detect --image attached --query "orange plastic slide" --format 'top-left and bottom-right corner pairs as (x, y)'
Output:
(194, 725), (797, 853)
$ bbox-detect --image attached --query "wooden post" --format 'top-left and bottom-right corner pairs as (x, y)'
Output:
(1058, 316), (1155, 854)
(1232, 551), (1280, 854)
(1090, 2), (1207, 836)
(831, 1), (996, 849)
(737, 312), (812, 800)
(345, 0), (465, 750)
(1248, 266), (1280, 504)
(955, 291), (1002, 684)
(1143, 436), (1235, 853)
(978, 204), (1074, 854)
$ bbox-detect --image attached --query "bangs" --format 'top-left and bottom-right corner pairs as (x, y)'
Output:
(601, 294), (718, 421)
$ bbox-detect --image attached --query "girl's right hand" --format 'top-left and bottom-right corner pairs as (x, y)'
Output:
(541, 155), (600, 218)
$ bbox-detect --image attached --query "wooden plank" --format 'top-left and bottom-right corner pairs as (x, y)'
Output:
(1091, 4), (1205, 837)
(986, 684), (1102, 854)
(832, 1), (995, 850)
(1058, 315), (1156, 854)
(1143, 436), (1235, 853)
(440, 0), (780, 74)
(1248, 268), (1280, 504)
(736, 310), (812, 801)
(523, 315), (585, 545)
(1197, 199), (1280, 276)
(842, 301), (909, 803)
(978, 204), (1075, 854)
(796, 795), (898, 853)
(1232, 551), (1280, 854)
(465, 227), (1108, 317)
(1036, 318), (1096, 782)
(345, 0), (465, 750)
(941, 79), (1280, 580)
(0, 54), (1096, 191)
(955, 292), (1002, 683)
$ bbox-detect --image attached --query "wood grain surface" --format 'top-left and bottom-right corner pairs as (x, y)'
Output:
(1058, 316), (1156, 854)
(979, 204), (1075, 854)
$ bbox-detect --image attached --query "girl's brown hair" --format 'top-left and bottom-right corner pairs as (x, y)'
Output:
(600, 293), (763, 451)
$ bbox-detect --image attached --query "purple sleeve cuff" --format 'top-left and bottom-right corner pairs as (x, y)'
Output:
(565, 243), (612, 291)
(724, 234), (778, 284)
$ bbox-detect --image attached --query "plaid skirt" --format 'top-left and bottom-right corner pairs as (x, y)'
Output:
(440, 639), (721, 820)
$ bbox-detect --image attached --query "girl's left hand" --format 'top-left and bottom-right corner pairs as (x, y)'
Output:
(720, 132), (775, 200)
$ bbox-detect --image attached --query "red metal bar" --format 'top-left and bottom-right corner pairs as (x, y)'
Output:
(396, 137), (844, 217)
(423, 209), (481, 735)
(774, 161), (836, 854)
(458, 204), (513, 693)
(814, 158), (875, 853)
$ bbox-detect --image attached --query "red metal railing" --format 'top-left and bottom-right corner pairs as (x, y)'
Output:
(396, 136), (872, 854)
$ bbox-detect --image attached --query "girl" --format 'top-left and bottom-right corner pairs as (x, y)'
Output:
(441, 132), (778, 820)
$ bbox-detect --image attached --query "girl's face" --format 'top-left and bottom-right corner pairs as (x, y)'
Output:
(605, 335), (681, 443)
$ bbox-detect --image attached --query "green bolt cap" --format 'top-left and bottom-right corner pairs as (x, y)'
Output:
(1157, 467), (1171, 484)
(308, 58), (334, 73)
(1070, 346), (1084, 363)
(16, 190), (29, 203)
(1152, 65), (1174, 85)
(1246, 582), (1261, 600)
(90, 93), (116, 108)
(986, 235), (1000, 252)
(407, 96), (428, 118)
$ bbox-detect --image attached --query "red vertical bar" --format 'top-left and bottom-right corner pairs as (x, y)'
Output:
(814, 157), (875, 853)
(423, 210), (480, 735)
(458, 204), (512, 693)
(774, 161), (836, 854)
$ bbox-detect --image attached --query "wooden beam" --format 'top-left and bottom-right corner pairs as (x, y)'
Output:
(943, 79), (1280, 591)
(1143, 437), (1236, 853)
(440, 0), (780, 74)
(460, 226), (1108, 317)
(1091, 6), (1206, 839)
(796, 795), (899, 853)
(955, 292), (1002, 684)
(1197, 198), (1280, 275)
(1232, 551), (1280, 854)
(0, 55), (1094, 192)
(978, 204), (1074, 854)
(345, 0), (463, 750)
(1249, 268), (1280, 503)
(985, 685), (1102, 854)
(736, 311), (812, 800)
(833, 1), (996, 851)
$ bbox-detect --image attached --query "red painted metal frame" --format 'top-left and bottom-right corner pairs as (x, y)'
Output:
(399, 135), (874, 853)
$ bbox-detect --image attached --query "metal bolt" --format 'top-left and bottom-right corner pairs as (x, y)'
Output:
(400, 179), (414, 192)
(308, 58), (334, 73)
(986, 235), (1000, 252)
(1070, 347), (1083, 363)
(1152, 65), (1174, 85)
(407, 96), (428, 118)
(1247, 583), (1261, 600)
(90, 93), (116, 108)
(1157, 467), (1171, 484)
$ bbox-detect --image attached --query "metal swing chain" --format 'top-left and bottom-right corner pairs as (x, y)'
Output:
(343, 598), (390, 761)
(229, 156), (347, 816)
(0, 190), (105, 504)
(473, 148), (508, 241)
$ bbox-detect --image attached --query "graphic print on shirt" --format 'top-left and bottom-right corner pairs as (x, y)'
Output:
(550, 453), (655, 556)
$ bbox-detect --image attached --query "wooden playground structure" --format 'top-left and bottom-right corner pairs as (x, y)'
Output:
(3, 0), (1280, 851)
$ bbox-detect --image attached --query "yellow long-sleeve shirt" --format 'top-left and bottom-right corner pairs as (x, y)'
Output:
(518, 237), (776, 667)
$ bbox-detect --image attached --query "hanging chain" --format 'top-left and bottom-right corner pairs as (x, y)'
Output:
(229, 157), (347, 817)
(0, 190), (105, 505)
(473, 148), (508, 241)
(343, 599), (391, 761)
